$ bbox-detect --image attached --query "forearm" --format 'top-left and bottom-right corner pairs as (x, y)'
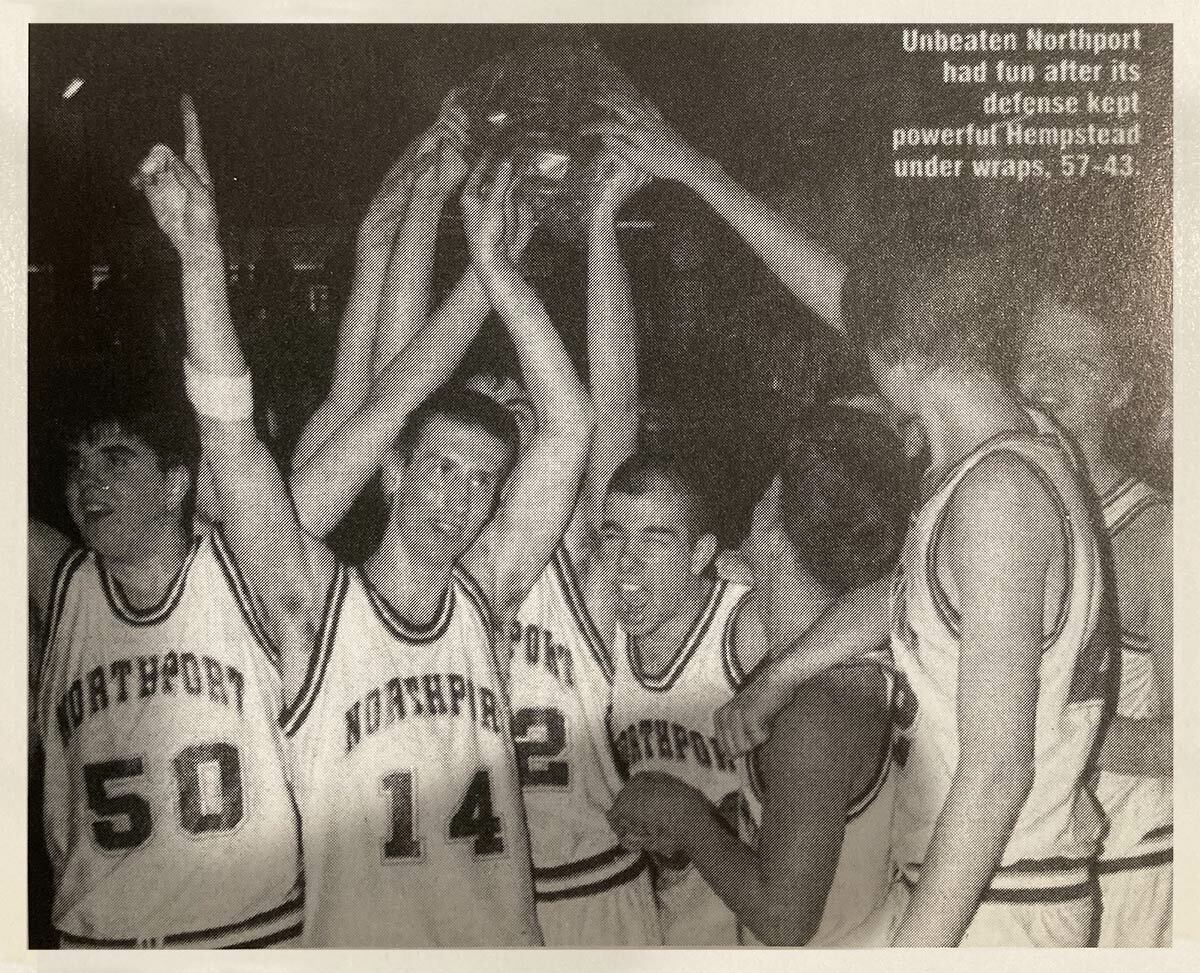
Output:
(295, 221), (399, 470)
(179, 239), (245, 375)
(1098, 713), (1173, 777)
(484, 261), (591, 436)
(372, 189), (446, 377)
(678, 806), (821, 946)
(773, 575), (891, 674)
(893, 764), (1033, 946)
(686, 163), (846, 333)
(586, 215), (640, 495)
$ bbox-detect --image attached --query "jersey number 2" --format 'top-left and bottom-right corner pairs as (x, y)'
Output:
(383, 769), (505, 860)
(512, 707), (569, 788)
(83, 743), (243, 851)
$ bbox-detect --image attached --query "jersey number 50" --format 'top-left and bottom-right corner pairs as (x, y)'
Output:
(83, 743), (243, 851)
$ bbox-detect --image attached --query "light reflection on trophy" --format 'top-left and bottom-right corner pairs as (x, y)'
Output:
(458, 42), (649, 241)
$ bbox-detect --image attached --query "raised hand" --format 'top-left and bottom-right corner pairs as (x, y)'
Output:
(588, 150), (650, 224)
(461, 156), (517, 270)
(132, 95), (218, 254)
(583, 97), (710, 186)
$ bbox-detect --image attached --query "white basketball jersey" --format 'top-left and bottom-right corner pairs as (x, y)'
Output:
(36, 529), (303, 948)
(890, 431), (1109, 901)
(508, 547), (651, 904)
(284, 564), (540, 947)
(610, 580), (894, 946)
(1095, 478), (1172, 869)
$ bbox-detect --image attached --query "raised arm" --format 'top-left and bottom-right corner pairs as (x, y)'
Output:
(891, 454), (1054, 947)
(294, 93), (470, 471)
(463, 160), (594, 618)
(288, 134), (473, 538)
(587, 100), (846, 333)
(135, 96), (332, 708)
(560, 154), (648, 561)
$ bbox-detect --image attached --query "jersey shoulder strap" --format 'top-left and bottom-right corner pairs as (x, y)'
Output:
(280, 562), (350, 738)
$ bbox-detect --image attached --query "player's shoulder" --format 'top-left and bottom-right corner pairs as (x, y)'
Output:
(949, 440), (1068, 536)
(29, 520), (80, 615)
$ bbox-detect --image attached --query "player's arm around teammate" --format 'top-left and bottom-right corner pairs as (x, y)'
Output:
(460, 159), (594, 621)
(133, 96), (337, 710)
(609, 665), (889, 945)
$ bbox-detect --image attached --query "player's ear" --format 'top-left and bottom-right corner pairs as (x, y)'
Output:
(382, 449), (405, 500)
(690, 532), (719, 576)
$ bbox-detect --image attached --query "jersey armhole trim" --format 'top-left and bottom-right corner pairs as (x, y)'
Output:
(553, 545), (614, 683)
(721, 588), (753, 691)
(35, 545), (88, 710)
(926, 447), (1075, 650)
(211, 525), (281, 670)
(281, 562), (348, 737)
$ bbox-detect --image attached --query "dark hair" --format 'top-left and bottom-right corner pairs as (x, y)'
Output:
(58, 375), (200, 475)
(779, 405), (917, 595)
(394, 386), (520, 468)
(842, 245), (1022, 376)
(606, 447), (716, 541)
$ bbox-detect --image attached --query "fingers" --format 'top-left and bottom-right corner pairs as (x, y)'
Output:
(180, 94), (213, 185)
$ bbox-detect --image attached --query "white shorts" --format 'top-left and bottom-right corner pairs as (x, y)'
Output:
(886, 874), (1097, 947)
(1098, 856), (1172, 947)
(537, 871), (663, 947)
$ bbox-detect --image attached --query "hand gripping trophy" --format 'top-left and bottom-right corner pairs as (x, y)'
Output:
(456, 41), (650, 241)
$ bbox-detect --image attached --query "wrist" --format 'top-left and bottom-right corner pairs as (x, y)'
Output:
(684, 155), (731, 196)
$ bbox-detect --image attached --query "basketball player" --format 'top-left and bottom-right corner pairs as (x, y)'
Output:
(721, 253), (1113, 946)
(136, 98), (591, 945)
(605, 407), (914, 946)
(1016, 297), (1172, 946)
(474, 154), (663, 945)
(295, 137), (660, 943)
(30, 322), (302, 943)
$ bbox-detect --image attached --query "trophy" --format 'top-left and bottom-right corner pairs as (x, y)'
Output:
(457, 41), (648, 241)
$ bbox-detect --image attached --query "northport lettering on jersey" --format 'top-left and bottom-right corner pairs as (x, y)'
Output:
(506, 619), (575, 687)
(345, 672), (503, 755)
(612, 719), (738, 776)
(56, 653), (246, 747)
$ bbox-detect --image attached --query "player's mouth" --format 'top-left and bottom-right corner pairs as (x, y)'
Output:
(79, 495), (115, 521)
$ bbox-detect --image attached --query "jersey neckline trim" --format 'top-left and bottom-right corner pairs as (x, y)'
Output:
(627, 579), (726, 693)
(97, 536), (202, 626)
(360, 566), (455, 644)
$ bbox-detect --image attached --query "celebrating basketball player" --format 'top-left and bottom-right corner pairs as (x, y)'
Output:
(593, 102), (1114, 947)
(28, 98), (303, 949)
(1015, 270), (1172, 946)
(136, 96), (593, 946)
(604, 407), (914, 946)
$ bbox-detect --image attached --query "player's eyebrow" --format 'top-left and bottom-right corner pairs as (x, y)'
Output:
(643, 525), (679, 539)
(100, 444), (138, 460)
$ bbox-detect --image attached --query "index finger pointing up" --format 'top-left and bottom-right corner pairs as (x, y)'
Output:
(180, 94), (213, 185)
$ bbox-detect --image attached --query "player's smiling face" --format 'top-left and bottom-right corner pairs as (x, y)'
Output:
(1016, 300), (1127, 441)
(63, 423), (189, 559)
(391, 414), (513, 564)
(600, 482), (716, 640)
